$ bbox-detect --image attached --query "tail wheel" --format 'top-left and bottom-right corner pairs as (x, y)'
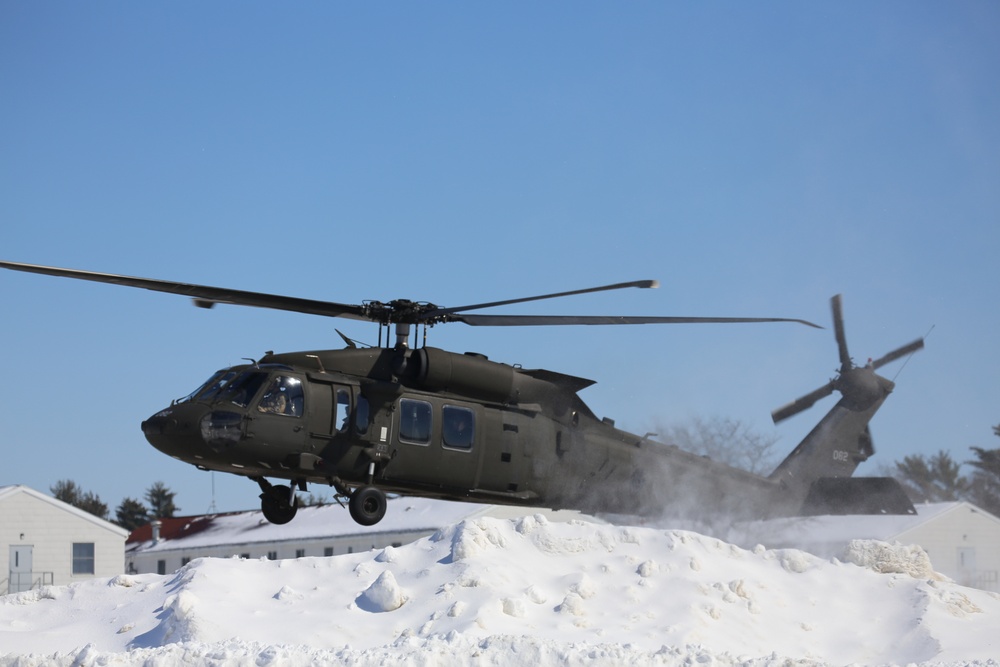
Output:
(349, 485), (387, 526)
(260, 484), (298, 525)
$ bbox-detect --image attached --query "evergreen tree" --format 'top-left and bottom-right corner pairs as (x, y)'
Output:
(893, 450), (970, 503)
(145, 481), (179, 519)
(967, 425), (1000, 516)
(50, 479), (83, 506)
(77, 491), (110, 521)
(300, 491), (333, 506)
(115, 497), (150, 531)
(49, 479), (109, 520)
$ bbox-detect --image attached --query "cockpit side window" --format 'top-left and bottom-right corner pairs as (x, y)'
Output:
(257, 376), (305, 417)
(335, 388), (350, 430)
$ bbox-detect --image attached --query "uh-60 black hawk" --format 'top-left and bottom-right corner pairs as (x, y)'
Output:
(1, 261), (924, 527)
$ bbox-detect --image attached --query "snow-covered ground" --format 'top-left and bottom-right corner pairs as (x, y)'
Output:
(1, 515), (998, 666)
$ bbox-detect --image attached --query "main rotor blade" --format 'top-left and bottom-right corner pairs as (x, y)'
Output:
(0, 261), (370, 321)
(423, 280), (660, 319)
(832, 294), (851, 372)
(771, 382), (836, 424)
(454, 314), (822, 327)
(870, 338), (924, 370)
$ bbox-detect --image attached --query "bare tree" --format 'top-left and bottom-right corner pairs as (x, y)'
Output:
(650, 415), (780, 474)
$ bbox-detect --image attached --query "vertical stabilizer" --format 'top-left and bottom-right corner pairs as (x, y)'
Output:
(767, 295), (922, 515)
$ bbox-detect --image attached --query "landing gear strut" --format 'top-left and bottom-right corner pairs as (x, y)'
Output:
(256, 477), (299, 525)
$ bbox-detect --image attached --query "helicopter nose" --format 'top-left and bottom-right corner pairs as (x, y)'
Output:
(141, 408), (175, 438)
(141, 405), (211, 458)
(141, 408), (187, 452)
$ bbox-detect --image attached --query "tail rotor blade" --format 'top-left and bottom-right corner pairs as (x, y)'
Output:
(870, 338), (925, 370)
(771, 382), (836, 424)
(832, 294), (851, 372)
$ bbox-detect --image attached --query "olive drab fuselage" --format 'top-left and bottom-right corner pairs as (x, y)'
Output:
(141, 344), (820, 524)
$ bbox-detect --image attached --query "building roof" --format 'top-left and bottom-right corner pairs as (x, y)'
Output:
(730, 501), (1000, 549)
(126, 496), (495, 555)
(0, 484), (130, 538)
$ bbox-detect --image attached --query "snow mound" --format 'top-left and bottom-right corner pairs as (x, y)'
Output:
(2, 516), (998, 667)
(357, 570), (406, 612)
(842, 539), (940, 579)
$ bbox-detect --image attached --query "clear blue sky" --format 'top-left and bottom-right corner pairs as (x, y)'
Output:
(2, 2), (997, 516)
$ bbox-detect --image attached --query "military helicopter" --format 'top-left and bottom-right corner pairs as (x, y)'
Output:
(0, 260), (923, 527)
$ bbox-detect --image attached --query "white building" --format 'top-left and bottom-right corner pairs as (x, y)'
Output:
(731, 501), (1000, 591)
(125, 497), (595, 575)
(1, 485), (130, 594)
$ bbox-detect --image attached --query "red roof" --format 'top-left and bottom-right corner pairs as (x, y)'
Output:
(126, 511), (247, 544)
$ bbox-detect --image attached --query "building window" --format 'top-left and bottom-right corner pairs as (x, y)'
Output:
(295, 549), (306, 558)
(157, 560), (166, 575)
(267, 551), (277, 560)
(181, 557), (191, 567)
(324, 547), (334, 557)
(72, 543), (95, 575)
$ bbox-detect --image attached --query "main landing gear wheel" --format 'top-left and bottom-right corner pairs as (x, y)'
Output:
(260, 484), (299, 525)
(349, 485), (387, 526)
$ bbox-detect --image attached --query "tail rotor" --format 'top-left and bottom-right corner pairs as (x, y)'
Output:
(771, 295), (924, 425)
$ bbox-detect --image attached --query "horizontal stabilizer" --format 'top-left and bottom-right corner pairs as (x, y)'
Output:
(800, 477), (915, 516)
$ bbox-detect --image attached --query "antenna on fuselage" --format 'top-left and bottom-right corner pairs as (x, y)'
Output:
(207, 472), (217, 514)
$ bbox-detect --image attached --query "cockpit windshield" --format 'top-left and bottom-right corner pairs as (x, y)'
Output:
(178, 368), (270, 408)
(216, 371), (270, 408)
(178, 369), (237, 403)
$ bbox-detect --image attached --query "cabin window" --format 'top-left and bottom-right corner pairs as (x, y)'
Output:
(399, 398), (432, 444)
(355, 394), (370, 435)
(257, 376), (304, 417)
(442, 405), (475, 450)
(72, 543), (94, 575)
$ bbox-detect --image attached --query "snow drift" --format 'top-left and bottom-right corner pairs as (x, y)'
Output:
(1, 515), (998, 666)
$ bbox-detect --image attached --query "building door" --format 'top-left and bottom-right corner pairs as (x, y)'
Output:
(957, 547), (977, 587)
(8, 545), (33, 594)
